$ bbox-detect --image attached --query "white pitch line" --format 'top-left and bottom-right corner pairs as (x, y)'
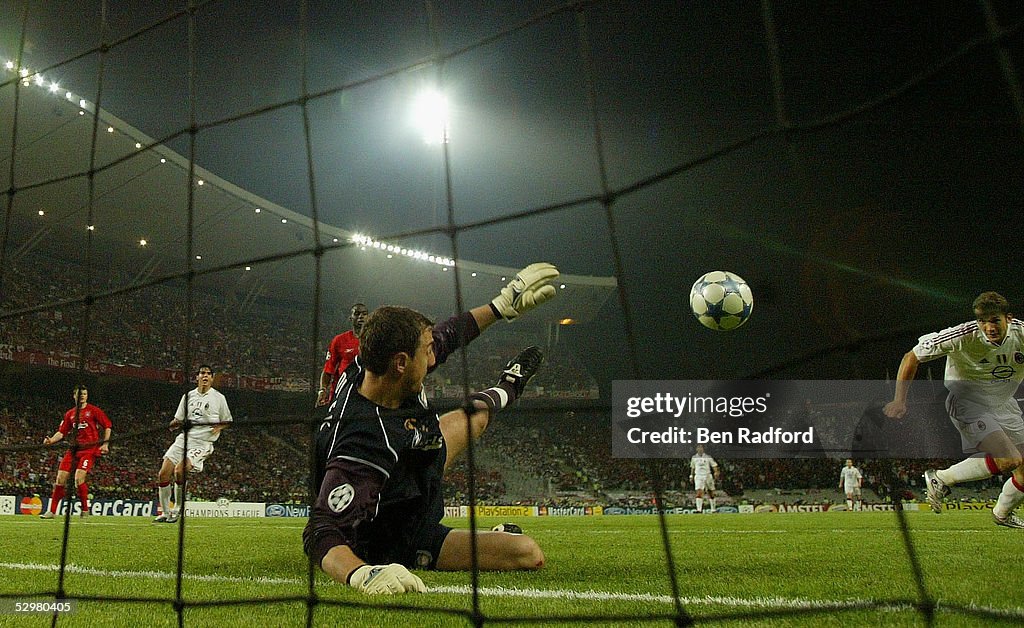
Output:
(0, 562), (301, 586)
(1, 561), (1022, 617)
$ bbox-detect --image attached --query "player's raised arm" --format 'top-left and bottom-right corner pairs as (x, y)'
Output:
(442, 346), (543, 470)
(488, 262), (559, 323)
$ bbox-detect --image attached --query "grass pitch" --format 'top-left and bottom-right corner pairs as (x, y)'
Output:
(0, 511), (1020, 627)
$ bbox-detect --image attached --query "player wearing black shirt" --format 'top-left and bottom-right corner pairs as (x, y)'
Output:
(304, 264), (558, 594)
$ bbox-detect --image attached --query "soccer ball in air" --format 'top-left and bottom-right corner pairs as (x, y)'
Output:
(689, 271), (753, 331)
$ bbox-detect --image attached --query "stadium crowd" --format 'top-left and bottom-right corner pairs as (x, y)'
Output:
(0, 384), (1000, 509)
(0, 252), (598, 397)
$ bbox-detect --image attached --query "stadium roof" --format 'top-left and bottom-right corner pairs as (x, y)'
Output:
(0, 70), (617, 325)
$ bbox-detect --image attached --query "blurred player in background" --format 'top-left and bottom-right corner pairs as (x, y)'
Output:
(839, 459), (863, 511)
(316, 302), (369, 407)
(884, 291), (1024, 528)
(154, 365), (233, 523)
(40, 384), (111, 519)
(690, 444), (720, 513)
(304, 263), (558, 595)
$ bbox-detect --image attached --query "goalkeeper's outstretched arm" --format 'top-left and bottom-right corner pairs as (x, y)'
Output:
(442, 346), (543, 470)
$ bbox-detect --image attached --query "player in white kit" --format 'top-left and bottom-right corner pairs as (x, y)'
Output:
(839, 459), (863, 511)
(885, 292), (1024, 528)
(154, 365), (233, 523)
(690, 445), (721, 513)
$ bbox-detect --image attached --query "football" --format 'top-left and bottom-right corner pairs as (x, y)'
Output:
(689, 271), (753, 331)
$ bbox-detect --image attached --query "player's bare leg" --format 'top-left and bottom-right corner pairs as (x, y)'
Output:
(927, 431), (1021, 514)
(166, 458), (194, 521)
(993, 444), (1024, 528)
(155, 457), (177, 522)
(74, 468), (91, 517)
(435, 529), (544, 571)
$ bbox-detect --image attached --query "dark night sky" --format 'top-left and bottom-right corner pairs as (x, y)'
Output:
(2, 1), (1024, 390)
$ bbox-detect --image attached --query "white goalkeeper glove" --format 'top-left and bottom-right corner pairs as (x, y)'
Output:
(347, 563), (427, 595)
(491, 262), (559, 321)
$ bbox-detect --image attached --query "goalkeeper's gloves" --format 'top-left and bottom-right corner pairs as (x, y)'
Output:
(499, 346), (544, 398)
(491, 262), (559, 321)
(347, 563), (427, 595)
(468, 346), (544, 413)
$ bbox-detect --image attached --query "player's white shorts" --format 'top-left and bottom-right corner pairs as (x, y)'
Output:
(693, 475), (715, 492)
(945, 394), (1024, 454)
(163, 433), (215, 473)
(843, 484), (861, 496)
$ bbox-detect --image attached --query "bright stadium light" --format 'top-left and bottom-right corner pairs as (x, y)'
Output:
(411, 88), (450, 144)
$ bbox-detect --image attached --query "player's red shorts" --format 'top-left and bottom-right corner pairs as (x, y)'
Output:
(58, 449), (99, 473)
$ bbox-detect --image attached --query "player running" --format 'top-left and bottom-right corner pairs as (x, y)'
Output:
(154, 365), (232, 523)
(40, 384), (111, 519)
(884, 291), (1024, 528)
(690, 445), (721, 513)
(839, 459), (863, 511)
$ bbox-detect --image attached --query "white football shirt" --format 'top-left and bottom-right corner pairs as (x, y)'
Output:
(840, 466), (862, 487)
(174, 387), (233, 443)
(690, 453), (717, 477)
(913, 319), (1024, 406)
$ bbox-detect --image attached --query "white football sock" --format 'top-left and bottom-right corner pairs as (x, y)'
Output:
(847, 499), (853, 510)
(936, 457), (992, 486)
(158, 484), (171, 515)
(993, 476), (1024, 519)
(709, 498), (716, 512)
(695, 497), (703, 512)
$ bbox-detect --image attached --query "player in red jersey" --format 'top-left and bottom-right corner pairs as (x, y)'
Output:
(316, 303), (369, 407)
(40, 384), (111, 519)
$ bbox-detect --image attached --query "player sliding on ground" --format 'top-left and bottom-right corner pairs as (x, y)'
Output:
(303, 264), (558, 593)
(884, 291), (1024, 528)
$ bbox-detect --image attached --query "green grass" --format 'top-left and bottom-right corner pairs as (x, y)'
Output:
(0, 511), (1020, 626)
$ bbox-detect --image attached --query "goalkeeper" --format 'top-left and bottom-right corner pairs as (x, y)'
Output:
(304, 264), (557, 594)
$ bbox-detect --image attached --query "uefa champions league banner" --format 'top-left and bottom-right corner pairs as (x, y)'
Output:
(612, 379), (976, 458)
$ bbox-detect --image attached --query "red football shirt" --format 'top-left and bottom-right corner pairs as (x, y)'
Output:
(322, 330), (360, 401)
(58, 403), (111, 453)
